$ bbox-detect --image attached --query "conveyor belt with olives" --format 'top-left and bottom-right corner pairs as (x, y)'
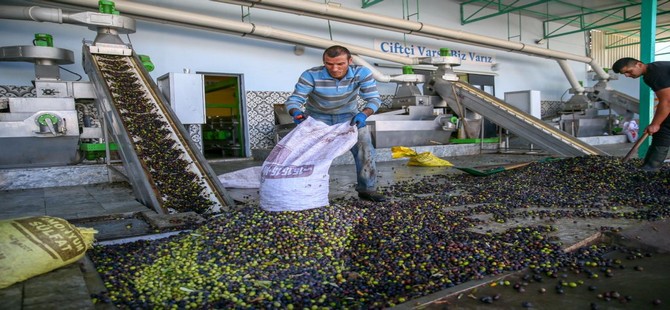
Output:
(431, 77), (606, 157)
(84, 50), (234, 214)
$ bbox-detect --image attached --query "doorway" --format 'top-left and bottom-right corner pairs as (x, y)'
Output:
(199, 73), (249, 159)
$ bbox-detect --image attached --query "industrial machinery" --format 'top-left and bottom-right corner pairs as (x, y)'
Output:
(210, 0), (615, 155)
(157, 71), (208, 152)
(589, 77), (639, 116)
(360, 49), (606, 157)
(555, 74), (639, 138)
(362, 49), (606, 157)
(367, 61), (458, 148)
(1, 0), (615, 204)
(353, 51), (462, 148)
(203, 115), (242, 157)
(0, 34), (92, 168)
(424, 55), (606, 156)
(0, 2), (234, 214)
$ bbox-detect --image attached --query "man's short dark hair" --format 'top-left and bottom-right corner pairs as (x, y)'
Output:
(323, 45), (351, 61)
(612, 57), (641, 73)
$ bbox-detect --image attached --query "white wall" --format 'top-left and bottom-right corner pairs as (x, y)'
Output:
(0, 0), (592, 101)
(607, 75), (640, 98)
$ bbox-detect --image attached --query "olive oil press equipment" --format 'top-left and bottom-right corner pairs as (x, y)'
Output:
(0, 1), (234, 214)
(0, 33), (85, 168)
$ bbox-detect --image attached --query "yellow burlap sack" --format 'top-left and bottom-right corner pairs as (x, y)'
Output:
(391, 146), (453, 167)
(0, 216), (97, 288)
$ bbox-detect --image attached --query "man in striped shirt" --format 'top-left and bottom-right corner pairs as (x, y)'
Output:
(285, 45), (387, 202)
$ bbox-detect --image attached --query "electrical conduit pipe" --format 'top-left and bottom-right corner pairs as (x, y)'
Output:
(27, 0), (419, 66)
(351, 55), (424, 84)
(214, 0), (611, 82)
(557, 59), (585, 94)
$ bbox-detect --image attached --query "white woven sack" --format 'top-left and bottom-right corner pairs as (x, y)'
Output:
(260, 117), (358, 211)
(218, 166), (262, 189)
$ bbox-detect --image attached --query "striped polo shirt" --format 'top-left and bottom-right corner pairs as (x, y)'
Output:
(285, 65), (382, 115)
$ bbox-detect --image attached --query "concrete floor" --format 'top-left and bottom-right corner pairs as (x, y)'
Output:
(0, 141), (662, 309)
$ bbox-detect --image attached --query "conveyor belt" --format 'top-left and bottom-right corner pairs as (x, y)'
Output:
(83, 47), (234, 214)
(431, 78), (607, 157)
(591, 88), (639, 114)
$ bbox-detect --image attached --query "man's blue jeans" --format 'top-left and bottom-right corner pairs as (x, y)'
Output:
(306, 111), (377, 193)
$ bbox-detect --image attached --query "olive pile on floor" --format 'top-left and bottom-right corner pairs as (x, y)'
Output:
(89, 156), (670, 309)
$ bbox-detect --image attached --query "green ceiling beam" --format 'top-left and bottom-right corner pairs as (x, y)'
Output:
(550, 6), (670, 41)
(607, 35), (670, 49)
(460, 0), (629, 37)
(604, 22), (670, 48)
(606, 30), (640, 48)
(460, 0), (670, 41)
(460, 0), (552, 25)
(606, 22), (670, 35)
(543, 0), (670, 39)
(362, 0), (385, 9)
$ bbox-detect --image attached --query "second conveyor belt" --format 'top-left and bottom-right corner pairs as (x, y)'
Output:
(430, 78), (607, 157)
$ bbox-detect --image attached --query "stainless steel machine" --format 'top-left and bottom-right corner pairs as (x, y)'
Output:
(0, 2), (234, 214)
(0, 41), (92, 168)
(365, 51), (606, 157)
(366, 56), (459, 148)
(555, 73), (640, 138)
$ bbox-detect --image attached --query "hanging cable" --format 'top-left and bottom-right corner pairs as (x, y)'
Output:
(325, 0), (333, 40)
(58, 66), (82, 81)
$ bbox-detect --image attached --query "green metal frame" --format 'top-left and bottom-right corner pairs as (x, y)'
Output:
(367, 0), (670, 51)
(460, 0), (629, 38)
(459, 0), (670, 44)
(402, 0), (419, 20)
(606, 24), (670, 49)
(460, 0), (551, 25)
(542, 1), (670, 39)
(362, 0), (385, 9)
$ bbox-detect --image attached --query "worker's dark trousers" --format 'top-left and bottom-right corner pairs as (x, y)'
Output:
(642, 120), (670, 171)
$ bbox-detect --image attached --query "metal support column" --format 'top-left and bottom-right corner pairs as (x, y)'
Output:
(639, 0), (657, 157)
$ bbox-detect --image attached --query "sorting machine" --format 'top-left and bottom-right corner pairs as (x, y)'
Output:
(0, 3), (234, 214)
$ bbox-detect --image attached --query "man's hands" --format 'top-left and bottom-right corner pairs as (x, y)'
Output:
(645, 123), (660, 135)
(291, 109), (306, 124)
(350, 108), (373, 129)
(290, 108), (374, 127)
(647, 90), (670, 135)
(350, 112), (368, 128)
